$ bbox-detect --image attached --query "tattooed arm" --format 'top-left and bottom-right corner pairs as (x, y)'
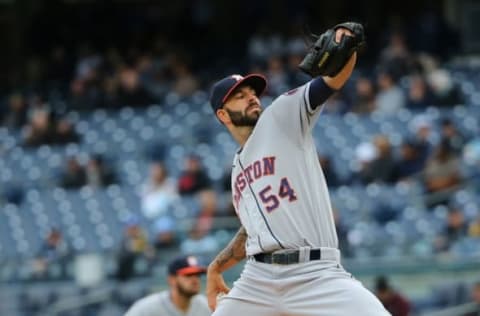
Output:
(206, 226), (247, 311)
(209, 225), (247, 272)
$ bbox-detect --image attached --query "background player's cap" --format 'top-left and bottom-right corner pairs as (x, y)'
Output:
(209, 74), (267, 113)
(167, 255), (207, 276)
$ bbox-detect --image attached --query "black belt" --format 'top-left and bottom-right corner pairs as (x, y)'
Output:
(253, 249), (321, 265)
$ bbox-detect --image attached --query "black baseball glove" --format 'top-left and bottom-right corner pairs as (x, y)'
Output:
(299, 22), (366, 78)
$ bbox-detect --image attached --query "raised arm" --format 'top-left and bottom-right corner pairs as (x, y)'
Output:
(323, 51), (357, 90)
(206, 226), (248, 311)
(300, 22), (364, 108)
(307, 52), (357, 110)
(306, 26), (359, 111)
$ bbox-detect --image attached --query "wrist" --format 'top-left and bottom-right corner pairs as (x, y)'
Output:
(308, 77), (336, 110)
(208, 261), (222, 273)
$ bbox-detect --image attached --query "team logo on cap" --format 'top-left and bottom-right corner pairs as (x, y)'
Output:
(187, 256), (198, 266)
(231, 74), (243, 81)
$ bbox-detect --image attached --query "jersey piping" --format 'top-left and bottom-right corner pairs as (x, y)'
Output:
(238, 158), (284, 250)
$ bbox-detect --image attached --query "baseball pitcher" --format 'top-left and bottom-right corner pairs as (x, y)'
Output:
(205, 22), (392, 316)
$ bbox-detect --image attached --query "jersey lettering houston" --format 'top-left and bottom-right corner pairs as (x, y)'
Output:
(231, 82), (338, 255)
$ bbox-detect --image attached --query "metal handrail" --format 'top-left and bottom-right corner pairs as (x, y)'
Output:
(421, 302), (479, 316)
(44, 287), (112, 316)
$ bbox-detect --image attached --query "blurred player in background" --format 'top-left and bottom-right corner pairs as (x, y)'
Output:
(124, 255), (211, 316)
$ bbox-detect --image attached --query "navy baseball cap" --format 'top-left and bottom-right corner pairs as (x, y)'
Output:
(210, 74), (267, 113)
(168, 255), (207, 276)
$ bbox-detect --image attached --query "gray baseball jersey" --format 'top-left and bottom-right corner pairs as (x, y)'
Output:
(124, 291), (211, 316)
(231, 81), (338, 256)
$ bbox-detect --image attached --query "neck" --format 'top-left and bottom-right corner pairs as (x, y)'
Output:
(229, 125), (255, 147)
(170, 290), (191, 312)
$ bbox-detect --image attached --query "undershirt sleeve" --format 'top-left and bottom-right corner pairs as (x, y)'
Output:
(307, 77), (335, 113)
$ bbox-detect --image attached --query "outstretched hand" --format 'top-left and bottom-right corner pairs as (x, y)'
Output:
(298, 21), (365, 82)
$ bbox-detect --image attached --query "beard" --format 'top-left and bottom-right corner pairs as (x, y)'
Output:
(176, 281), (199, 298)
(226, 106), (261, 127)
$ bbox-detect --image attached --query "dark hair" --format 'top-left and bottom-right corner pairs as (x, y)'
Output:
(375, 276), (390, 291)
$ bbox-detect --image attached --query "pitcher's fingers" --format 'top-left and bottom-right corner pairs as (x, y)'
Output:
(335, 29), (353, 43)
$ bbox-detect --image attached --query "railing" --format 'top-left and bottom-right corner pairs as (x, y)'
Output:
(44, 287), (112, 316)
(422, 302), (480, 316)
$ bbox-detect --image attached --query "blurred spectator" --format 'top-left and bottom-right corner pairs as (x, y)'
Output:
(117, 67), (153, 107)
(178, 155), (212, 196)
(32, 228), (71, 279)
(379, 30), (413, 79)
(23, 109), (80, 147)
(194, 190), (219, 232)
(140, 161), (178, 219)
(318, 154), (341, 188)
(392, 140), (425, 182)
(426, 68), (463, 107)
(180, 224), (219, 258)
(85, 154), (118, 188)
(68, 46), (104, 111)
(171, 59), (199, 98)
(359, 135), (395, 184)
(440, 118), (467, 155)
(406, 75), (435, 110)
(179, 190), (223, 259)
(352, 76), (376, 114)
(374, 68), (406, 115)
(375, 275), (411, 316)
(2, 93), (28, 129)
(69, 78), (103, 111)
(138, 53), (170, 101)
(74, 45), (102, 82)
(116, 218), (153, 281)
(22, 108), (57, 147)
(152, 216), (178, 251)
(352, 141), (378, 184)
(422, 138), (462, 204)
(58, 157), (87, 189)
(434, 206), (468, 253)
(409, 115), (433, 166)
(54, 118), (81, 145)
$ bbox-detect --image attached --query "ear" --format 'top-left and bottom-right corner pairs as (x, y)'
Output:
(167, 275), (176, 287)
(216, 108), (230, 125)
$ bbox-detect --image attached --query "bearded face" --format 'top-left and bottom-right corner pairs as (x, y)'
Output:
(174, 274), (202, 298)
(225, 103), (262, 127)
(220, 85), (263, 127)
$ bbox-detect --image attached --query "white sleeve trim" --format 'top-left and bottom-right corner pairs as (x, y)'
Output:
(304, 81), (326, 116)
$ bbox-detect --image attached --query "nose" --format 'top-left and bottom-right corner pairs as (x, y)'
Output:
(246, 91), (257, 102)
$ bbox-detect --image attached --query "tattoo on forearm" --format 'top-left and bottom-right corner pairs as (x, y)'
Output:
(214, 226), (247, 268)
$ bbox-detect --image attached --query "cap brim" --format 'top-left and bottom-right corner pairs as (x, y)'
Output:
(221, 74), (267, 104)
(176, 266), (207, 276)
